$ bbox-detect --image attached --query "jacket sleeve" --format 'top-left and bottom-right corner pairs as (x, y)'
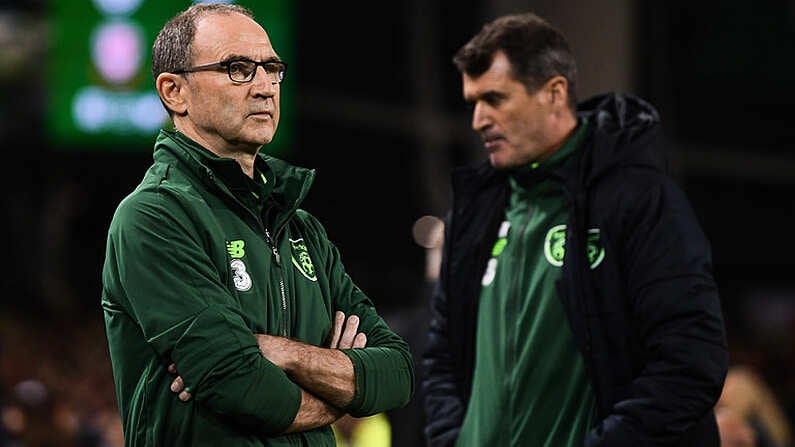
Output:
(103, 189), (302, 436)
(421, 215), (466, 447)
(302, 212), (415, 417)
(586, 178), (728, 446)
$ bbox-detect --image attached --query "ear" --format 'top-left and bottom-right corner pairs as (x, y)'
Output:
(156, 72), (189, 115)
(543, 75), (569, 109)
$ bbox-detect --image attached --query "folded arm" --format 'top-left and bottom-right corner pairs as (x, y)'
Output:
(170, 311), (368, 432)
(257, 312), (366, 408)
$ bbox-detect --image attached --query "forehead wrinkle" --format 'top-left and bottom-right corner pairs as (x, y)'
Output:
(201, 35), (275, 61)
(192, 14), (276, 63)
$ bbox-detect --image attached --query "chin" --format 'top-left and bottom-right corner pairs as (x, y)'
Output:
(488, 155), (513, 171)
(243, 131), (274, 147)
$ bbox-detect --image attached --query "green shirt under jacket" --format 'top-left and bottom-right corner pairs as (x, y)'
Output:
(101, 130), (414, 446)
(457, 121), (595, 447)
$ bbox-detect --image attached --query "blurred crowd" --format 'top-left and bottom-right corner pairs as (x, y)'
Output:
(0, 311), (122, 447)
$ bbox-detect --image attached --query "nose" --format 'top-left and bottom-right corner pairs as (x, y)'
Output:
(251, 65), (279, 97)
(471, 102), (490, 132)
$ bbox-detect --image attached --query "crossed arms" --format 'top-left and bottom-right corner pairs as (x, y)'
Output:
(169, 311), (369, 433)
(103, 192), (414, 438)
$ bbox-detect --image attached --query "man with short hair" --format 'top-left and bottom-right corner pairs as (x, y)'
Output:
(422, 12), (728, 446)
(101, 4), (414, 446)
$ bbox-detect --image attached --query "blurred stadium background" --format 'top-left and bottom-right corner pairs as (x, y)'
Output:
(1, 0), (794, 445)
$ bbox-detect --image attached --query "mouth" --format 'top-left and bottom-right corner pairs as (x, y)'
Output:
(248, 111), (273, 119)
(483, 135), (504, 151)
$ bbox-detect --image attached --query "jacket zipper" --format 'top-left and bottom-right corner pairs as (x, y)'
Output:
(206, 170), (291, 338)
(504, 206), (532, 442)
(263, 227), (288, 337)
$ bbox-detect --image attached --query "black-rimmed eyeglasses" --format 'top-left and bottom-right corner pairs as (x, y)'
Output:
(173, 58), (287, 84)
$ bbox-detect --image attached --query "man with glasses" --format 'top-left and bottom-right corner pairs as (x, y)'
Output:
(101, 4), (413, 446)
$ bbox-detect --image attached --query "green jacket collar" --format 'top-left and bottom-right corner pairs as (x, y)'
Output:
(154, 130), (316, 222)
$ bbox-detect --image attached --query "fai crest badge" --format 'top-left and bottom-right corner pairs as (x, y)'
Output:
(290, 238), (318, 281)
(586, 229), (605, 269)
(543, 225), (604, 269)
(544, 225), (568, 267)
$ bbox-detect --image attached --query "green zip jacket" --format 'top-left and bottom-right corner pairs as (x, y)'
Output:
(101, 130), (414, 446)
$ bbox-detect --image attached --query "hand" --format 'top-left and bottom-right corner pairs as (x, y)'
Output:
(327, 311), (367, 349)
(167, 363), (192, 402)
(169, 312), (367, 403)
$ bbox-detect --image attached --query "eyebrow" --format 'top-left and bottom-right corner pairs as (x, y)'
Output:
(222, 54), (283, 63)
(464, 89), (503, 103)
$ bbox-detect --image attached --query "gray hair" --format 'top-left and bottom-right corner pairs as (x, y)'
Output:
(151, 3), (255, 80)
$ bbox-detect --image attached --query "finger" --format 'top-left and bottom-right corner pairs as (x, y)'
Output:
(328, 311), (344, 348)
(168, 364), (177, 374)
(178, 388), (192, 402)
(339, 315), (359, 349)
(170, 376), (184, 393)
(353, 332), (367, 349)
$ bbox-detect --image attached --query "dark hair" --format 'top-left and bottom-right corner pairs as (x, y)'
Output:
(151, 3), (255, 81)
(453, 13), (577, 110)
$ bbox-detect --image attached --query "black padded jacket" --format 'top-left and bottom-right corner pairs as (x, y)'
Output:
(422, 93), (728, 447)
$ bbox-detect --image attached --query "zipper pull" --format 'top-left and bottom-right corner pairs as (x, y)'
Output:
(264, 227), (282, 266)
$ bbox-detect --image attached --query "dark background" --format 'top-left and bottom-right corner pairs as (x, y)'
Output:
(1, 1), (794, 446)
